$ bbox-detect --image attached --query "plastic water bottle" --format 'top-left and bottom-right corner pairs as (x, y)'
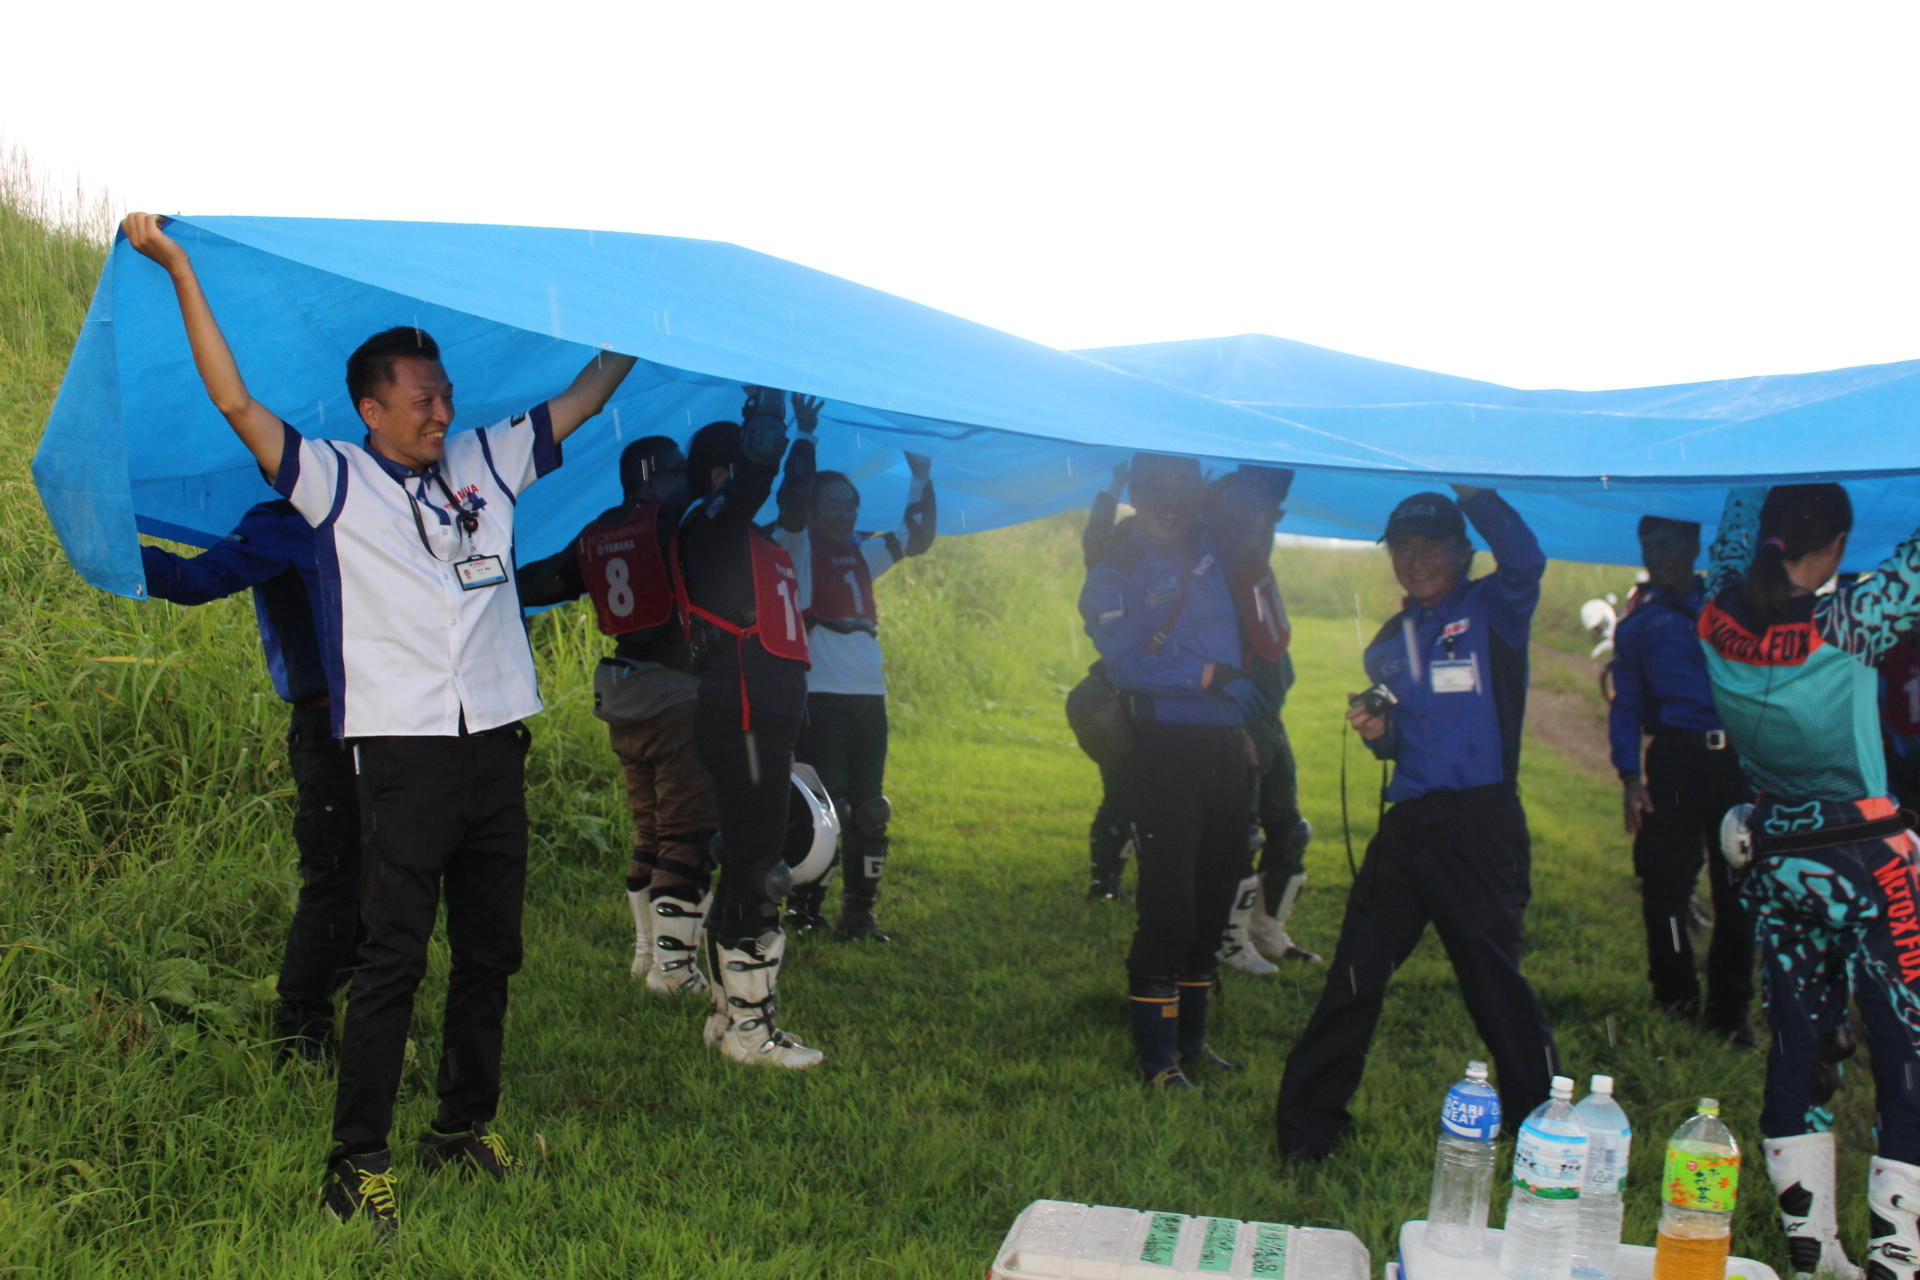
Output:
(1427, 1060), (1502, 1258)
(1653, 1098), (1740, 1280)
(1501, 1075), (1587, 1280)
(1571, 1074), (1632, 1279)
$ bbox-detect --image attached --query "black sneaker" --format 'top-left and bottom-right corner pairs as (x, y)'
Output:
(420, 1123), (527, 1179)
(1087, 875), (1131, 904)
(321, 1150), (398, 1237)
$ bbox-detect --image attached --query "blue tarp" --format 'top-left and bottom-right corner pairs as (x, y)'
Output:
(33, 217), (1920, 591)
(1082, 334), (1920, 568)
(32, 217), (1356, 599)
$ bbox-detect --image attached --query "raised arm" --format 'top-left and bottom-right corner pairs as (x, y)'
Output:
(1082, 464), (1130, 570)
(1704, 486), (1763, 600)
(121, 214), (285, 480)
(896, 451), (937, 557)
(772, 393), (821, 533)
(1455, 485), (1544, 644)
(546, 350), (639, 443)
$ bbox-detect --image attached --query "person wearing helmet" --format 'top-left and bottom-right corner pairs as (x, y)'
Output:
(1079, 452), (1259, 1088)
(675, 388), (824, 1069)
(518, 437), (718, 997)
(1699, 484), (1920, 1280)
(776, 449), (937, 941)
(1609, 515), (1753, 1043)
(1276, 486), (1558, 1159)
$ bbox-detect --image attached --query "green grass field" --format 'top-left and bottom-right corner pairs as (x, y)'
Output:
(0, 179), (1858, 1278)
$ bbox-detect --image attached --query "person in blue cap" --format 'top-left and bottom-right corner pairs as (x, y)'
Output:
(1276, 486), (1559, 1157)
(1079, 452), (1262, 1088)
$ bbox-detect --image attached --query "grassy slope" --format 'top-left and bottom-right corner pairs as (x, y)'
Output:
(0, 197), (1855, 1278)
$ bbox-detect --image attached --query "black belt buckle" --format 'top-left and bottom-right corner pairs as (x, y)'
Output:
(1704, 730), (1727, 751)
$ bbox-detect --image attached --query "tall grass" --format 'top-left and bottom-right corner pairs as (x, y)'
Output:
(0, 166), (1826, 1278)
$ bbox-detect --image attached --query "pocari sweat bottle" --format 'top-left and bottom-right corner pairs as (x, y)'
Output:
(1571, 1074), (1631, 1279)
(1427, 1060), (1502, 1258)
(1501, 1075), (1587, 1280)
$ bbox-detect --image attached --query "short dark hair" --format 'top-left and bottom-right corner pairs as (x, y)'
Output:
(1637, 515), (1700, 543)
(814, 470), (859, 505)
(346, 327), (440, 411)
(1744, 483), (1853, 626)
(618, 436), (683, 500)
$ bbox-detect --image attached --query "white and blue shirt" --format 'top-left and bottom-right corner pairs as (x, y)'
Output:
(272, 406), (561, 738)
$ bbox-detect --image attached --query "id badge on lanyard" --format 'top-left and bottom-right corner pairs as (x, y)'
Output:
(1431, 616), (1478, 693)
(456, 554), (508, 591)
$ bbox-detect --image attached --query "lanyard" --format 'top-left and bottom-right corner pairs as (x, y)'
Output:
(405, 468), (480, 563)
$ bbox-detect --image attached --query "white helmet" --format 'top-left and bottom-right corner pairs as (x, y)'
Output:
(785, 763), (840, 888)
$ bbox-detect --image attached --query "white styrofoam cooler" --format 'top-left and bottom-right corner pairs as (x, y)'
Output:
(990, 1199), (1369, 1280)
(1396, 1219), (1780, 1280)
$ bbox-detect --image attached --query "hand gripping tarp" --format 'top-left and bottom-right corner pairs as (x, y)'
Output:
(33, 216), (1367, 599)
(1082, 333), (1920, 570)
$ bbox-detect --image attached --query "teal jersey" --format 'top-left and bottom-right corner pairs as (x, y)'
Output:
(1700, 486), (1920, 804)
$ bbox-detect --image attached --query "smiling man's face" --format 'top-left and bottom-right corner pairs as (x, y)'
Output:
(361, 355), (455, 471)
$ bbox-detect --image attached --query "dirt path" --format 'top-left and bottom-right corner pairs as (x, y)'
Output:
(1527, 643), (1617, 782)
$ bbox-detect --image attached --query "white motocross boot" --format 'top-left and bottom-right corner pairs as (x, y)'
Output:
(1764, 1133), (1860, 1279)
(1248, 872), (1322, 964)
(708, 930), (824, 1069)
(645, 891), (711, 995)
(1868, 1155), (1920, 1280)
(627, 887), (653, 980)
(1218, 875), (1279, 974)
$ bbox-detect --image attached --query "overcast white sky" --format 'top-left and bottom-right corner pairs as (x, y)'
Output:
(6, 1), (1917, 390)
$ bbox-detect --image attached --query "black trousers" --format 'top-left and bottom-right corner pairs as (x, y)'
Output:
(278, 703), (364, 1041)
(1089, 765), (1130, 879)
(1634, 737), (1753, 1027)
(1254, 725), (1306, 885)
(331, 725), (530, 1158)
(696, 704), (801, 939)
(1276, 786), (1557, 1155)
(1120, 721), (1254, 980)
(798, 692), (889, 900)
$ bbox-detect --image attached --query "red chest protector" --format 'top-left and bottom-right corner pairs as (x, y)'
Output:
(1229, 561), (1291, 663)
(807, 537), (879, 633)
(672, 526), (810, 729)
(577, 502), (674, 636)
(1885, 634), (1920, 739)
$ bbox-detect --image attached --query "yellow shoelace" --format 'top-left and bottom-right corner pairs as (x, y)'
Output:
(477, 1131), (519, 1171)
(357, 1167), (399, 1217)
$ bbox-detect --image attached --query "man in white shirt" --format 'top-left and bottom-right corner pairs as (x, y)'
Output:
(776, 452), (935, 940)
(122, 213), (636, 1236)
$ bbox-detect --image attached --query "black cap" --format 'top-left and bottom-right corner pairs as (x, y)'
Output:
(1381, 491), (1465, 543)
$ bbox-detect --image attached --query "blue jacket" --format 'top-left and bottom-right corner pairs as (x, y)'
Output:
(1080, 525), (1245, 728)
(1606, 578), (1722, 777)
(1363, 490), (1544, 801)
(141, 500), (329, 704)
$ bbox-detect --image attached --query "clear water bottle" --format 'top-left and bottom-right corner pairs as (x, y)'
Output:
(1501, 1075), (1587, 1280)
(1571, 1074), (1632, 1279)
(1653, 1098), (1740, 1280)
(1427, 1060), (1503, 1258)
